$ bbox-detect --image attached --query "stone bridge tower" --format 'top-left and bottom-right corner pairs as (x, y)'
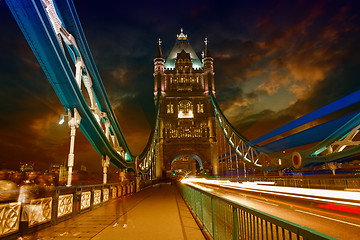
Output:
(153, 29), (218, 178)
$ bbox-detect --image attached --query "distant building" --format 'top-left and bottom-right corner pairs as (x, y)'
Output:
(46, 164), (67, 185)
(80, 164), (87, 172)
(19, 162), (34, 172)
(49, 164), (61, 173)
(59, 165), (67, 184)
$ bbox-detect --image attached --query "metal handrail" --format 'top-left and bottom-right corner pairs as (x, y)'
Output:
(179, 183), (338, 240)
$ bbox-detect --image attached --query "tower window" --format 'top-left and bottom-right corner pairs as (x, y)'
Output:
(167, 103), (174, 113)
(197, 103), (204, 113)
(178, 100), (193, 118)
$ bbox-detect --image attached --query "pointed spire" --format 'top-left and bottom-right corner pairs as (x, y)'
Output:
(177, 28), (188, 40)
(203, 37), (214, 72)
(204, 38), (212, 58)
(155, 38), (163, 58)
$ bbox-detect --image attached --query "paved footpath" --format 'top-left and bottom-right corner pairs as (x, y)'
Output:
(26, 183), (204, 240)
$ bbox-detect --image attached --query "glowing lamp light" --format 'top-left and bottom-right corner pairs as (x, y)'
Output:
(188, 110), (194, 118)
(192, 63), (201, 69)
(178, 110), (194, 118)
(59, 114), (66, 125)
(125, 152), (132, 161)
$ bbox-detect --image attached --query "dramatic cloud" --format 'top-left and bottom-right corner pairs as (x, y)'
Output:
(0, 0), (359, 172)
(212, 0), (360, 140)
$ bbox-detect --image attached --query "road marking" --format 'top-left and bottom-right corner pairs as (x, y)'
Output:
(295, 209), (360, 228)
(251, 198), (279, 206)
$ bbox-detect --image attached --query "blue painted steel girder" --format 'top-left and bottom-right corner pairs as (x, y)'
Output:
(5, 0), (133, 169)
(250, 89), (360, 145)
(211, 91), (360, 169)
(259, 110), (360, 154)
(53, 0), (133, 157)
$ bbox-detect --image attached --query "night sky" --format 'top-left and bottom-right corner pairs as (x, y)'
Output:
(0, 0), (359, 172)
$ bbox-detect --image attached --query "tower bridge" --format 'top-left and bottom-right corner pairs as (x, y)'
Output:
(2, 0), (360, 239)
(5, 0), (360, 181)
(154, 30), (218, 178)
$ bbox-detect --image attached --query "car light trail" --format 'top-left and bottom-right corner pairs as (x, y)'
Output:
(295, 209), (360, 228)
(181, 177), (360, 207)
(317, 204), (360, 215)
(182, 180), (214, 192)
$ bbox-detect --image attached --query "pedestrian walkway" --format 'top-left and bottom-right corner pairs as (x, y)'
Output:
(26, 183), (205, 240)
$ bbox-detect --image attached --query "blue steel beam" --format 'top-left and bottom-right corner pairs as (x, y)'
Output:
(139, 91), (160, 160)
(210, 92), (265, 168)
(250, 89), (360, 145)
(259, 110), (360, 154)
(5, 0), (133, 169)
(211, 91), (360, 169)
(53, 0), (133, 158)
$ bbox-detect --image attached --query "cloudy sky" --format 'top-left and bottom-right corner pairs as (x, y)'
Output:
(0, 0), (359, 172)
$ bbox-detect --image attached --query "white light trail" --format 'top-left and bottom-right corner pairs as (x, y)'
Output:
(181, 177), (360, 207)
(295, 209), (360, 227)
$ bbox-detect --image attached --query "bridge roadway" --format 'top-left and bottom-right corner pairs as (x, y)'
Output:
(25, 184), (204, 240)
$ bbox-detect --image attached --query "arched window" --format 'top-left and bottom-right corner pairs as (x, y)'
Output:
(178, 100), (193, 118)
(167, 103), (174, 113)
(197, 103), (204, 113)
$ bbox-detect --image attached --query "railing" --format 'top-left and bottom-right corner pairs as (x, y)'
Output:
(0, 202), (21, 237)
(0, 181), (135, 239)
(179, 183), (337, 240)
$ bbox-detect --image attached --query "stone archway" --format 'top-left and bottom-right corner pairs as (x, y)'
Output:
(171, 154), (203, 175)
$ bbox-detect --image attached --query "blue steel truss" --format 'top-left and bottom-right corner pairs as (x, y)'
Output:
(211, 90), (360, 170)
(5, 0), (159, 171)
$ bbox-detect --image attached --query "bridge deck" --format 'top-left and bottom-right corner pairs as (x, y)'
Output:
(27, 183), (204, 240)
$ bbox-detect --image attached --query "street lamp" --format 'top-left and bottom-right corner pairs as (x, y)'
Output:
(58, 109), (81, 186)
(59, 114), (67, 125)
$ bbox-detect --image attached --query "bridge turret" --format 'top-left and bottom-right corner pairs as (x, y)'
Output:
(203, 38), (213, 65)
(154, 38), (165, 97)
(202, 38), (215, 95)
